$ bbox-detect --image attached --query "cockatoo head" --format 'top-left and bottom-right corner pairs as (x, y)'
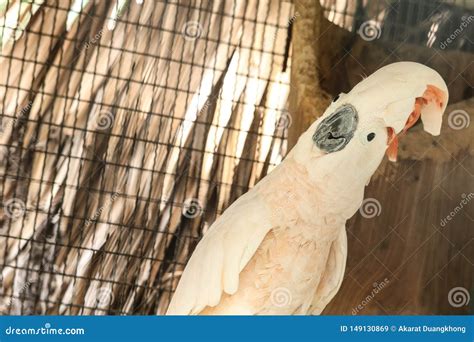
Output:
(291, 62), (448, 189)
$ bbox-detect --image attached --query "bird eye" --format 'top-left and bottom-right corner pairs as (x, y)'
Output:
(332, 94), (340, 102)
(367, 132), (376, 141)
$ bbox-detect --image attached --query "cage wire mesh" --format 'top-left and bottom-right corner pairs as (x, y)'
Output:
(0, 0), (472, 315)
(0, 0), (294, 315)
(321, 0), (473, 52)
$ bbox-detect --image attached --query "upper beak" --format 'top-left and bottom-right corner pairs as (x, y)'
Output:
(369, 62), (449, 162)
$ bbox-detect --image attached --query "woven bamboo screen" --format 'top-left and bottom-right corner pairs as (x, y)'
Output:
(0, 0), (295, 314)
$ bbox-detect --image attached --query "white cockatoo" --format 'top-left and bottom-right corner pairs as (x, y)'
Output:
(166, 62), (449, 315)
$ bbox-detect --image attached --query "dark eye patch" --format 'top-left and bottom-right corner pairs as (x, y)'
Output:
(312, 104), (358, 153)
(367, 132), (376, 141)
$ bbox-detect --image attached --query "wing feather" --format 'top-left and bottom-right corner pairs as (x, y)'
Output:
(166, 187), (273, 315)
(309, 225), (347, 314)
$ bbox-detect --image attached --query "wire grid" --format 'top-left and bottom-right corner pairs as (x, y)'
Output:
(321, 0), (473, 52)
(0, 0), (295, 315)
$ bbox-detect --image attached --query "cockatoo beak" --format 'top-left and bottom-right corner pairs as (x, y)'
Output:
(385, 83), (448, 162)
(365, 62), (449, 162)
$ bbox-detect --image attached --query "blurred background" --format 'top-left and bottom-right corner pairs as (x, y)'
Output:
(0, 0), (472, 315)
